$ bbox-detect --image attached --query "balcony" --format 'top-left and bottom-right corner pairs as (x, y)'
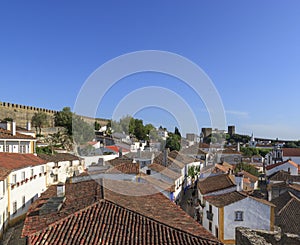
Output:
(206, 211), (213, 221)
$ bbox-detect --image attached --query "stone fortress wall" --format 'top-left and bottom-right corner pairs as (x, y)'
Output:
(0, 101), (109, 128)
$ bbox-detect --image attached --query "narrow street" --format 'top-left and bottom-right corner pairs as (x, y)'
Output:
(180, 186), (198, 219)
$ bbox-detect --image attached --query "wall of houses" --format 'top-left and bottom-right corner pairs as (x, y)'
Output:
(223, 197), (272, 241)
(46, 159), (84, 186)
(9, 165), (47, 223)
(0, 178), (9, 239)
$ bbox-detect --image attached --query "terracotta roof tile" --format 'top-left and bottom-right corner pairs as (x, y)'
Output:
(107, 156), (133, 166)
(241, 170), (259, 183)
(0, 166), (11, 180)
(268, 170), (300, 183)
(23, 179), (221, 244)
(205, 191), (247, 207)
(282, 148), (300, 157)
(106, 162), (139, 174)
(198, 174), (236, 195)
(27, 200), (221, 245)
(0, 153), (46, 174)
(271, 192), (300, 234)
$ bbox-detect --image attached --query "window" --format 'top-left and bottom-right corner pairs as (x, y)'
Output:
(21, 171), (25, 181)
(13, 201), (17, 215)
(69, 161), (73, 167)
(40, 166), (45, 173)
(209, 204), (212, 213)
(53, 174), (58, 182)
(209, 221), (212, 231)
(22, 196), (26, 208)
(12, 174), (17, 184)
(20, 145), (26, 153)
(31, 169), (34, 177)
(54, 162), (59, 167)
(5, 145), (9, 152)
(215, 226), (219, 238)
(235, 211), (243, 221)
(2, 180), (5, 195)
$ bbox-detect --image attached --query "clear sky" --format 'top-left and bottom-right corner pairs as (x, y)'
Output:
(1, 1), (300, 139)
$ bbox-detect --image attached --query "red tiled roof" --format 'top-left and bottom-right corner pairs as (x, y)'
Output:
(106, 145), (129, 153)
(271, 192), (300, 234)
(282, 148), (300, 157)
(198, 174), (236, 195)
(0, 153), (46, 173)
(105, 162), (139, 174)
(27, 200), (221, 245)
(265, 160), (298, 170)
(241, 170), (259, 183)
(205, 191), (246, 207)
(23, 179), (221, 244)
(0, 128), (35, 139)
(0, 166), (11, 180)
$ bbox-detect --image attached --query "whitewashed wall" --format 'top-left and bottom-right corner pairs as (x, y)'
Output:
(9, 165), (47, 220)
(223, 197), (271, 240)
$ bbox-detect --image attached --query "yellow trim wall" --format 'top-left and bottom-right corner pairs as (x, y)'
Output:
(270, 206), (275, 231)
(219, 207), (224, 241)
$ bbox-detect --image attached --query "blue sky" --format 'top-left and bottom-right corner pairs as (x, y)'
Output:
(1, 1), (300, 139)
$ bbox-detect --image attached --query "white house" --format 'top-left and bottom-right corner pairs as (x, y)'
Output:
(0, 153), (47, 238)
(38, 153), (85, 186)
(0, 121), (36, 154)
(157, 128), (168, 140)
(265, 160), (299, 176)
(203, 191), (275, 245)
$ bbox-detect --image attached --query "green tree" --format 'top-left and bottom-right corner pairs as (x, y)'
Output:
(134, 119), (147, 140)
(72, 115), (95, 144)
(166, 133), (181, 151)
(31, 112), (48, 135)
(174, 126), (181, 138)
(54, 107), (73, 135)
(241, 147), (259, 157)
(235, 162), (259, 177)
(94, 121), (100, 131)
(3, 117), (13, 122)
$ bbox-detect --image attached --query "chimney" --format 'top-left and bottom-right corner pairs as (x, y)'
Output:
(163, 148), (168, 167)
(26, 121), (31, 131)
(57, 182), (65, 197)
(235, 173), (244, 192)
(11, 121), (16, 136)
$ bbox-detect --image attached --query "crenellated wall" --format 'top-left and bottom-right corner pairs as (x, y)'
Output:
(0, 102), (56, 127)
(0, 101), (109, 129)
